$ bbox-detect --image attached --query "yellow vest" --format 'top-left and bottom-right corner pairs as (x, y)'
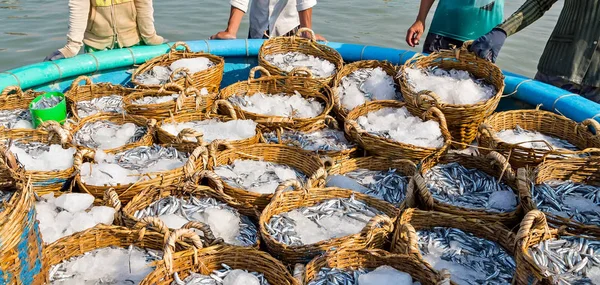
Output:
(84, 0), (141, 50)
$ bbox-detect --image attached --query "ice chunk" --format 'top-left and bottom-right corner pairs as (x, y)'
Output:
(9, 142), (76, 171)
(487, 191), (517, 211)
(170, 57), (213, 74)
(264, 52), (336, 78)
(223, 269), (260, 285)
(55, 193), (95, 213)
(90, 206), (116, 225)
(161, 119), (257, 143)
(192, 208), (241, 245)
(158, 214), (189, 229)
(326, 175), (371, 194)
(229, 91), (324, 118)
(358, 265), (413, 285)
(338, 67), (399, 110)
(70, 211), (97, 232)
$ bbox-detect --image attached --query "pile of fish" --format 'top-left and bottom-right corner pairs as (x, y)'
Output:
(326, 169), (410, 205)
(336, 67), (400, 111)
(135, 57), (215, 86)
(161, 119), (257, 143)
(308, 265), (416, 285)
(266, 195), (382, 246)
(404, 67), (496, 105)
(80, 146), (188, 186)
(263, 128), (353, 152)
(76, 95), (124, 118)
(532, 180), (600, 226)
(264, 52), (336, 78)
(496, 125), (580, 151)
(529, 236), (600, 283)
(228, 91), (324, 119)
(356, 107), (444, 148)
(73, 120), (147, 150)
(8, 141), (76, 171)
(134, 196), (258, 246)
(173, 264), (269, 285)
(132, 93), (181, 105)
(0, 109), (33, 129)
(48, 245), (161, 284)
(213, 159), (307, 194)
(424, 162), (517, 213)
(31, 95), (63, 110)
(417, 227), (515, 285)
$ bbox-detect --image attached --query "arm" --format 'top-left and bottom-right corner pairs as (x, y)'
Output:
(55, 0), (90, 59)
(406, 0), (435, 47)
(134, 0), (164, 45)
(497, 0), (558, 36)
(210, 2), (247, 39)
(297, 0), (326, 41)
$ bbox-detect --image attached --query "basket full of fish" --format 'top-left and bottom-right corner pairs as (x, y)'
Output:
(325, 156), (417, 208)
(515, 210), (600, 284)
(399, 45), (505, 147)
(345, 100), (451, 161)
(331, 60), (402, 119)
(415, 151), (522, 227)
(64, 76), (131, 120)
(0, 85), (45, 133)
(303, 248), (451, 285)
(259, 180), (399, 264)
(519, 157), (600, 238)
(218, 66), (334, 132)
(74, 144), (208, 203)
(258, 28), (343, 85)
(391, 209), (517, 285)
(479, 108), (600, 168)
(131, 42), (225, 91)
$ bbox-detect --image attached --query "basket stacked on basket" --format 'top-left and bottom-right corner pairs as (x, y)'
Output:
(64, 76), (132, 120)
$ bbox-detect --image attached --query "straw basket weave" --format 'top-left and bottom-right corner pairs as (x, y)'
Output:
(74, 145), (208, 204)
(258, 28), (343, 85)
(0, 86), (46, 135)
(1, 121), (77, 196)
(345, 100), (451, 161)
(205, 143), (327, 217)
(140, 229), (299, 285)
(415, 151), (523, 227)
(399, 46), (505, 148)
(479, 108), (600, 168)
(259, 180), (399, 264)
(131, 42), (225, 90)
(304, 248), (451, 285)
(0, 179), (46, 285)
(331, 60), (400, 119)
(218, 66), (334, 132)
(64, 76), (133, 121)
(518, 157), (600, 238)
(123, 83), (216, 120)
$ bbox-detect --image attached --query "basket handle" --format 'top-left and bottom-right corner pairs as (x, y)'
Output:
(478, 123), (500, 148)
(184, 145), (209, 177)
(324, 115), (339, 130)
(390, 222), (421, 257)
(134, 216), (171, 237)
(182, 221), (223, 245)
(248, 66), (271, 80)
(169, 41), (193, 53)
(169, 67), (194, 89)
(158, 82), (186, 93)
(320, 156), (335, 171)
(163, 228), (204, 274)
(416, 90), (442, 107)
(486, 151), (516, 182)
(1, 86), (24, 97)
(39, 120), (72, 145)
(412, 173), (436, 209)
(273, 179), (307, 201)
(69, 75), (93, 91)
(186, 170), (249, 209)
(146, 118), (157, 131)
(515, 210), (554, 252)
(73, 148), (95, 170)
(424, 106), (452, 143)
(208, 99), (238, 120)
(362, 214), (394, 237)
(176, 128), (204, 145)
(580, 119), (600, 136)
(103, 188), (122, 223)
(308, 167), (328, 187)
(295, 27), (316, 41)
(185, 87), (206, 111)
(289, 67), (314, 78)
(208, 139), (234, 155)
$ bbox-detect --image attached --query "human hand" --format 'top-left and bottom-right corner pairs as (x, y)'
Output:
(314, 34), (327, 42)
(406, 20), (425, 47)
(44, 50), (65, 62)
(469, 28), (507, 63)
(210, 31), (236, 40)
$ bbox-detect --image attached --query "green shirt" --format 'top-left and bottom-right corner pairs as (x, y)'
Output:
(429, 0), (505, 42)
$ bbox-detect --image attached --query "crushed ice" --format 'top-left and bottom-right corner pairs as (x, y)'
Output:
(337, 67), (401, 110)
(161, 119), (257, 143)
(264, 52), (336, 78)
(213, 159), (307, 194)
(228, 91), (324, 118)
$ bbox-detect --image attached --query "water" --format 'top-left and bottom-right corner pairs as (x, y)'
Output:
(0, 0), (563, 77)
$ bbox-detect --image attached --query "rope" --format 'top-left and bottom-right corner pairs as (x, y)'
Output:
(551, 93), (578, 112)
(3, 71), (21, 88)
(360, 45), (368, 61)
(88, 53), (101, 73)
(49, 61), (63, 79)
(501, 79), (533, 98)
(245, 39), (249, 57)
(126, 47), (136, 64)
(203, 40), (211, 53)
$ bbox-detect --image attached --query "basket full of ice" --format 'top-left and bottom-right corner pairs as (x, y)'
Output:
(131, 42), (224, 90)
(345, 100), (451, 161)
(399, 46), (504, 147)
(479, 108), (600, 168)
(332, 60), (402, 119)
(219, 66), (333, 132)
(0, 85), (45, 131)
(206, 144), (326, 217)
(75, 144), (208, 203)
(515, 210), (600, 285)
(65, 76), (131, 120)
(519, 157), (600, 238)
(258, 28), (343, 85)
(124, 83), (213, 120)
(260, 180), (398, 264)
(304, 248), (450, 285)
(391, 209), (517, 285)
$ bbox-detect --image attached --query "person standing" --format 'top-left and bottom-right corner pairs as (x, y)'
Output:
(470, 0), (600, 102)
(44, 0), (164, 61)
(210, 0), (326, 40)
(406, 0), (504, 54)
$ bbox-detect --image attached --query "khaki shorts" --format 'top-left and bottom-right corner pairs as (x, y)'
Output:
(535, 72), (600, 103)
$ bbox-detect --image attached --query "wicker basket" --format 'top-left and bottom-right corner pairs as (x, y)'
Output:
(415, 151), (523, 228)
(205, 143), (327, 217)
(258, 28), (343, 85)
(331, 60), (400, 119)
(74, 145), (208, 204)
(518, 157), (600, 238)
(304, 248), (451, 285)
(131, 42), (225, 90)
(259, 180), (399, 264)
(479, 108), (600, 168)
(0, 85), (46, 135)
(64, 76), (133, 121)
(0, 178), (46, 285)
(140, 228), (299, 285)
(399, 47), (505, 148)
(218, 66), (334, 132)
(345, 100), (451, 161)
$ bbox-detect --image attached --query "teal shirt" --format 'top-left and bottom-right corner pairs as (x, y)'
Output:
(429, 0), (504, 42)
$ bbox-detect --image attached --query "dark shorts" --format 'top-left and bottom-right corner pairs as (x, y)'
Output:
(535, 72), (600, 103)
(422, 33), (464, 54)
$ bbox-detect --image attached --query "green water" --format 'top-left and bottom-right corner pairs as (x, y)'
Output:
(0, 0), (563, 77)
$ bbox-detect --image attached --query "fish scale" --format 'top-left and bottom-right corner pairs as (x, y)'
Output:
(76, 95), (124, 118)
(0, 109), (32, 128)
(173, 263), (269, 285)
(307, 267), (369, 285)
(73, 120), (147, 149)
(31, 95), (62, 110)
(532, 180), (600, 226)
(263, 128), (354, 152)
(343, 168), (410, 205)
